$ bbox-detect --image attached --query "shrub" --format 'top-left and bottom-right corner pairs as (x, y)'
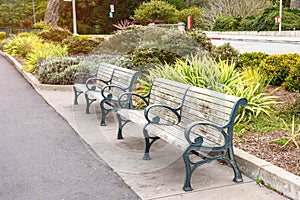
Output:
(62, 36), (104, 55)
(93, 26), (203, 58)
(38, 57), (81, 85)
(187, 29), (214, 53)
(131, 0), (178, 25)
(0, 32), (6, 42)
(259, 54), (300, 86)
(237, 52), (268, 69)
(284, 60), (300, 92)
(23, 43), (68, 72)
(212, 16), (241, 31)
(129, 48), (181, 74)
(3, 34), (43, 58)
(211, 43), (240, 64)
(38, 26), (72, 43)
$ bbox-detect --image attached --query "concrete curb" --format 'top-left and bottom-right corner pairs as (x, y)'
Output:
(0, 51), (72, 91)
(235, 148), (300, 200)
(2, 51), (299, 200)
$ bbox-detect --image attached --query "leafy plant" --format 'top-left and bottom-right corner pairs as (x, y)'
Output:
(139, 55), (278, 122)
(259, 54), (300, 86)
(3, 33), (43, 58)
(38, 26), (72, 43)
(113, 19), (133, 30)
(272, 115), (300, 148)
(131, 0), (178, 25)
(62, 35), (103, 55)
(23, 43), (68, 72)
(38, 56), (81, 85)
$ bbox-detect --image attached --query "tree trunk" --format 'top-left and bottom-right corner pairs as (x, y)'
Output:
(290, 0), (300, 9)
(44, 0), (60, 26)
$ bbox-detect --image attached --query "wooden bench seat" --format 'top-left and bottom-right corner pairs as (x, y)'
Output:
(116, 77), (247, 191)
(73, 62), (140, 126)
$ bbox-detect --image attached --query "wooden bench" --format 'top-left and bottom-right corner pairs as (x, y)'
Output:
(116, 77), (247, 191)
(73, 62), (141, 126)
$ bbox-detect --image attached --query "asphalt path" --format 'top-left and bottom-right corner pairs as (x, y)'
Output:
(0, 55), (140, 200)
(210, 36), (300, 54)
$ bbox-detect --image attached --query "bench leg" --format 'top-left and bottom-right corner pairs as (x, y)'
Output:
(100, 100), (112, 126)
(227, 147), (243, 183)
(142, 125), (160, 160)
(116, 113), (124, 139)
(84, 93), (96, 114)
(182, 147), (193, 191)
(73, 86), (82, 105)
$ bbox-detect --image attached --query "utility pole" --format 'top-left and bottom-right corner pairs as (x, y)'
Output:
(64, 0), (77, 35)
(32, 0), (36, 27)
(72, 0), (78, 35)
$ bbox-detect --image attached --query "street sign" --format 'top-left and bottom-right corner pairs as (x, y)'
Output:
(275, 16), (281, 24)
(110, 4), (114, 13)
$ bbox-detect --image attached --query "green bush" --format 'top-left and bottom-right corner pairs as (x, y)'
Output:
(62, 36), (104, 55)
(238, 52), (268, 69)
(211, 43), (240, 63)
(129, 48), (181, 75)
(38, 56), (82, 85)
(259, 54), (300, 86)
(0, 32), (6, 42)
(251, 7), (300, 31)
(3, 34), (43, 58)
(187, 29), (214, 53)
(93, 26), (203, 58)
(131, 0), (178, 25)
(23, 43), (68, 72)
(38, 26), (72, 43)
(238, 16), (256, 31)
(212, 16), (241, 31)
(284, 60), (300, 92)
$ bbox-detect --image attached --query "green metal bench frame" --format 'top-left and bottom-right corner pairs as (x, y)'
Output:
(116, 77), (248, 191)
(73, 62), (140, 126)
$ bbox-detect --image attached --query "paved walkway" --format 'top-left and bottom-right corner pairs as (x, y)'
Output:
(0, 54), (292, 200)
(0, 55), (139, 200)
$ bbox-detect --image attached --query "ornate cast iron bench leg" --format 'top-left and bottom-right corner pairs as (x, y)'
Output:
(142, 124), (160, 160)
(73, 86), (82, 105)
(84, 93), (96, 114)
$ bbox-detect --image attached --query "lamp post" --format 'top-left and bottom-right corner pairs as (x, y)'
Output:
(32, 0), (36, 28)
(64, 0), (77, 35)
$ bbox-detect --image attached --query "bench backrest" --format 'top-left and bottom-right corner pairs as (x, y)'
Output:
(146, 79), (247, 149)
(106, 63), (141, 99)
(95, 63), (117, 88)
(181, 86), (247, 146)
(146, 78), (190, 125)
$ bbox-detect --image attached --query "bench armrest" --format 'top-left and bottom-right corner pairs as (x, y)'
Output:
(184, 121), (226, 147)
(73, 72), (96, 84)
(118, 92), (150, 109)
(85, 77), (110, 91)
(100, 84), (129, 100)
(144, 104), (181, 125)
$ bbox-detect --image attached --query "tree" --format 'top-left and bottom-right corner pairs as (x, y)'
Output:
(132, 0), (178, 25)
(290, 0), (300, 9)
(44, 0), (60, 26)
(201, 0), (272, 30)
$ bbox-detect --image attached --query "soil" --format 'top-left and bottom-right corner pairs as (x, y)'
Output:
(234, 86), (300, 176)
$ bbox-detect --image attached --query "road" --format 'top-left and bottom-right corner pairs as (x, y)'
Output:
(209, 36), (300, 54)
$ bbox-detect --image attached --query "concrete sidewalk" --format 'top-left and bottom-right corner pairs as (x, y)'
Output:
(2, 52), (299, 200)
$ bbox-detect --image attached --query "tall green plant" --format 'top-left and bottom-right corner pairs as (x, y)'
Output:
(141, 55), (277, 122)
(23, 43), (68, 72)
